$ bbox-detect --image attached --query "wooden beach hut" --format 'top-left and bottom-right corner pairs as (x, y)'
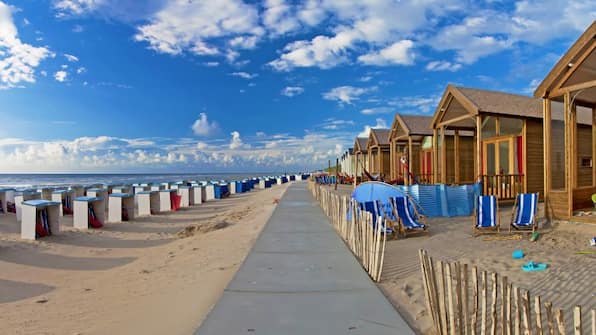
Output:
(534, 21), (596, 222)
(367, 129), (391, 179)
(389, 114), (435, 185)
(431, 85), (544, 200)
(353, 137), (369, 181)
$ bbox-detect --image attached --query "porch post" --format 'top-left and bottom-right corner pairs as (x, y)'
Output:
(433, 128), (438, 184)
(407, 136), (413, 185)
(454, 130), (460, 184)
(543, 99), (551, 212)
(389, 140), (394, 180)
(440, 126), (446, 184)
(564, 92), (573, 217)
(476, 115), (482, 183)
(571, 103), (578, 188)
(593, 106), (596, 187)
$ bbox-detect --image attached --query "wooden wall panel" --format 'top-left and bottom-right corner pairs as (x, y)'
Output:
(526, 119), (545, 196)
(576, 125), (593, 187)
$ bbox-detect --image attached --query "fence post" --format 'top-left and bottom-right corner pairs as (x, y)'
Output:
(482, 271), (488, 335)
(522, 290), (532, 335)
(447, 264), (456, 335)
(573, 306), (581, 335)
(471, 266), (479, 335)
(501, 276), (508, 335)
(463, 264), (469, 335)
(544, 302), (554, 335)
(491, 273), (498, 335)
(555, 309), (566, 335)
(535, 296), (543, 335)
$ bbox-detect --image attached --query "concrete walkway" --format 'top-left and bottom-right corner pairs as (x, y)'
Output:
(196, 182), (414, 335)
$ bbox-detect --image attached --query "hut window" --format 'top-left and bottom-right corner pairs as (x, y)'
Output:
(499, 117), (523, 136)
(581, 157), (592, 168)
(481, 116), (497, 138)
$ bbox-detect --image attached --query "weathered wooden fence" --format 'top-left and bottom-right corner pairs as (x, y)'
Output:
(309, 181), (387, 282)
(419, 249), (595, 335)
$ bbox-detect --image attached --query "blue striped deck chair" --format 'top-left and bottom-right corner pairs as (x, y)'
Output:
(473, 195), (499, 235)
(358, 200), (396, 238)
(389, 196), (428, 237)
(510, 193), (539, 233)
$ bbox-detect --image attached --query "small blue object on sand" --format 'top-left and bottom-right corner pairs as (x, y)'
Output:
(512, 249), (524, 259)
(522, 261), (547, 272)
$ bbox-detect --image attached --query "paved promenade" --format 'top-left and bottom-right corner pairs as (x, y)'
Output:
(196, 182), (414, 335)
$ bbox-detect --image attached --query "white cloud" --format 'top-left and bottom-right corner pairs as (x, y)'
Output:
(360, 107), (393, 115)
(426, 61), (462, 72)
(196, 141), (209, 150)
(191, 41), (219, 56)
(64, 53), (79, 62)
(229, 131), (247, 149)
(0, 2), (51, 89)
(76, 66), (86, 74)
(323, 86), (375, 105)
(133, 1), (262, 56)
(54, 70), (68, 82)
(358, 118), (388, 137)
(230, 71), (257, 79)
(229, 35), (258, 49)
(23, 18), (30, 26)
(53, 0), (101, 16)
(191, 112), (219, 136)
(320, 118), (355, 130)
(358, 40), (415, 66)
(281, 86), (304, 97)
(203, 61), (219, 67)
(388, 94), (441, 114)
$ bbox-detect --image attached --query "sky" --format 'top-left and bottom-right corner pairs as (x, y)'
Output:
(0, 0), (594, 173)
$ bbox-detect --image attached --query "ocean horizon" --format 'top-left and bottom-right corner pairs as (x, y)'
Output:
(0, 172), (298, 189)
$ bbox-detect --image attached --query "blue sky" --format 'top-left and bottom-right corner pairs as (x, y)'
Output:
(0, 0), (594, 173)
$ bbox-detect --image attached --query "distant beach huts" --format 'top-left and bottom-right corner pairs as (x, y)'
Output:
(1, 174), (308, 241)
(338, 20), (596, 224)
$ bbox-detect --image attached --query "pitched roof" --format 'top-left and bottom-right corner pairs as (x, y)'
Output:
(456, 86), (543, 118)
(369, 128), (391, 146)
(354, 137), (368, 152)
(399, 115), (433, 135)
(534, 21), (596, 101)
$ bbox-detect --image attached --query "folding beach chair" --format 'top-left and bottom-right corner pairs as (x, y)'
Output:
(510, 193), (539, 233)
(473, 195), (499, 235)
(358, 200), (397, 238)
(88, 205), (103, 229)
(389, 196), (428, 237)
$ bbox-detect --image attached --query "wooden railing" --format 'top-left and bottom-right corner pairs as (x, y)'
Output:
(480, 174), (524, 200)
(416, 173), (435, 185)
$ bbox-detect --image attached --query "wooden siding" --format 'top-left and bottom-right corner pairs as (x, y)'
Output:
(411, 146), (420, 176)
(445, 137), (455, 184)
(381, 151), (391, 177)
(576, 125), (593, 187)
(526, 119), (545, 196)
(573, 186), (596, 210)
(548, 190), (570, 219)
(550, 120), (566, 190)
(459, 137), (475, 183)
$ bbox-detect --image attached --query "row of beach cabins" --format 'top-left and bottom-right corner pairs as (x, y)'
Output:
(339, 21), (596, 224)
(0, 174), (310, 240)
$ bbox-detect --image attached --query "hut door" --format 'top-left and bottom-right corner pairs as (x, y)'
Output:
(483, 138), (514, 175)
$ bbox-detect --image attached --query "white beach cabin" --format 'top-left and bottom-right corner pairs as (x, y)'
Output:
(137, 191), (159, 216)
(190, 185), (203, 205)
(73, 196), (105, 230)
(21, 199), (60, 240)
(51, 190), (74, 216)
(177, 186), (190, 208)
(15, 191), (41, 222)
(108, 193), (135, 223)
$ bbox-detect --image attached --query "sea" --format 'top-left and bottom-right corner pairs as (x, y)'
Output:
(0, 173), (290, 189)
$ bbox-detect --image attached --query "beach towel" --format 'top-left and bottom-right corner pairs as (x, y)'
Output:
(88, 205), (103, 228)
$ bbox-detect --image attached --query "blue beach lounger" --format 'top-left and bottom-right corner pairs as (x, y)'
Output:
(357, 200), (396, 237)
(389, 196), (428, 237)
(510, 193), (539, 233)
(473, 195), (500, 235)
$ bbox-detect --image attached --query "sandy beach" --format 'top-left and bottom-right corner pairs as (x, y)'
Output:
(0, 183), (290, 335)
(330, 185), (596, 335)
